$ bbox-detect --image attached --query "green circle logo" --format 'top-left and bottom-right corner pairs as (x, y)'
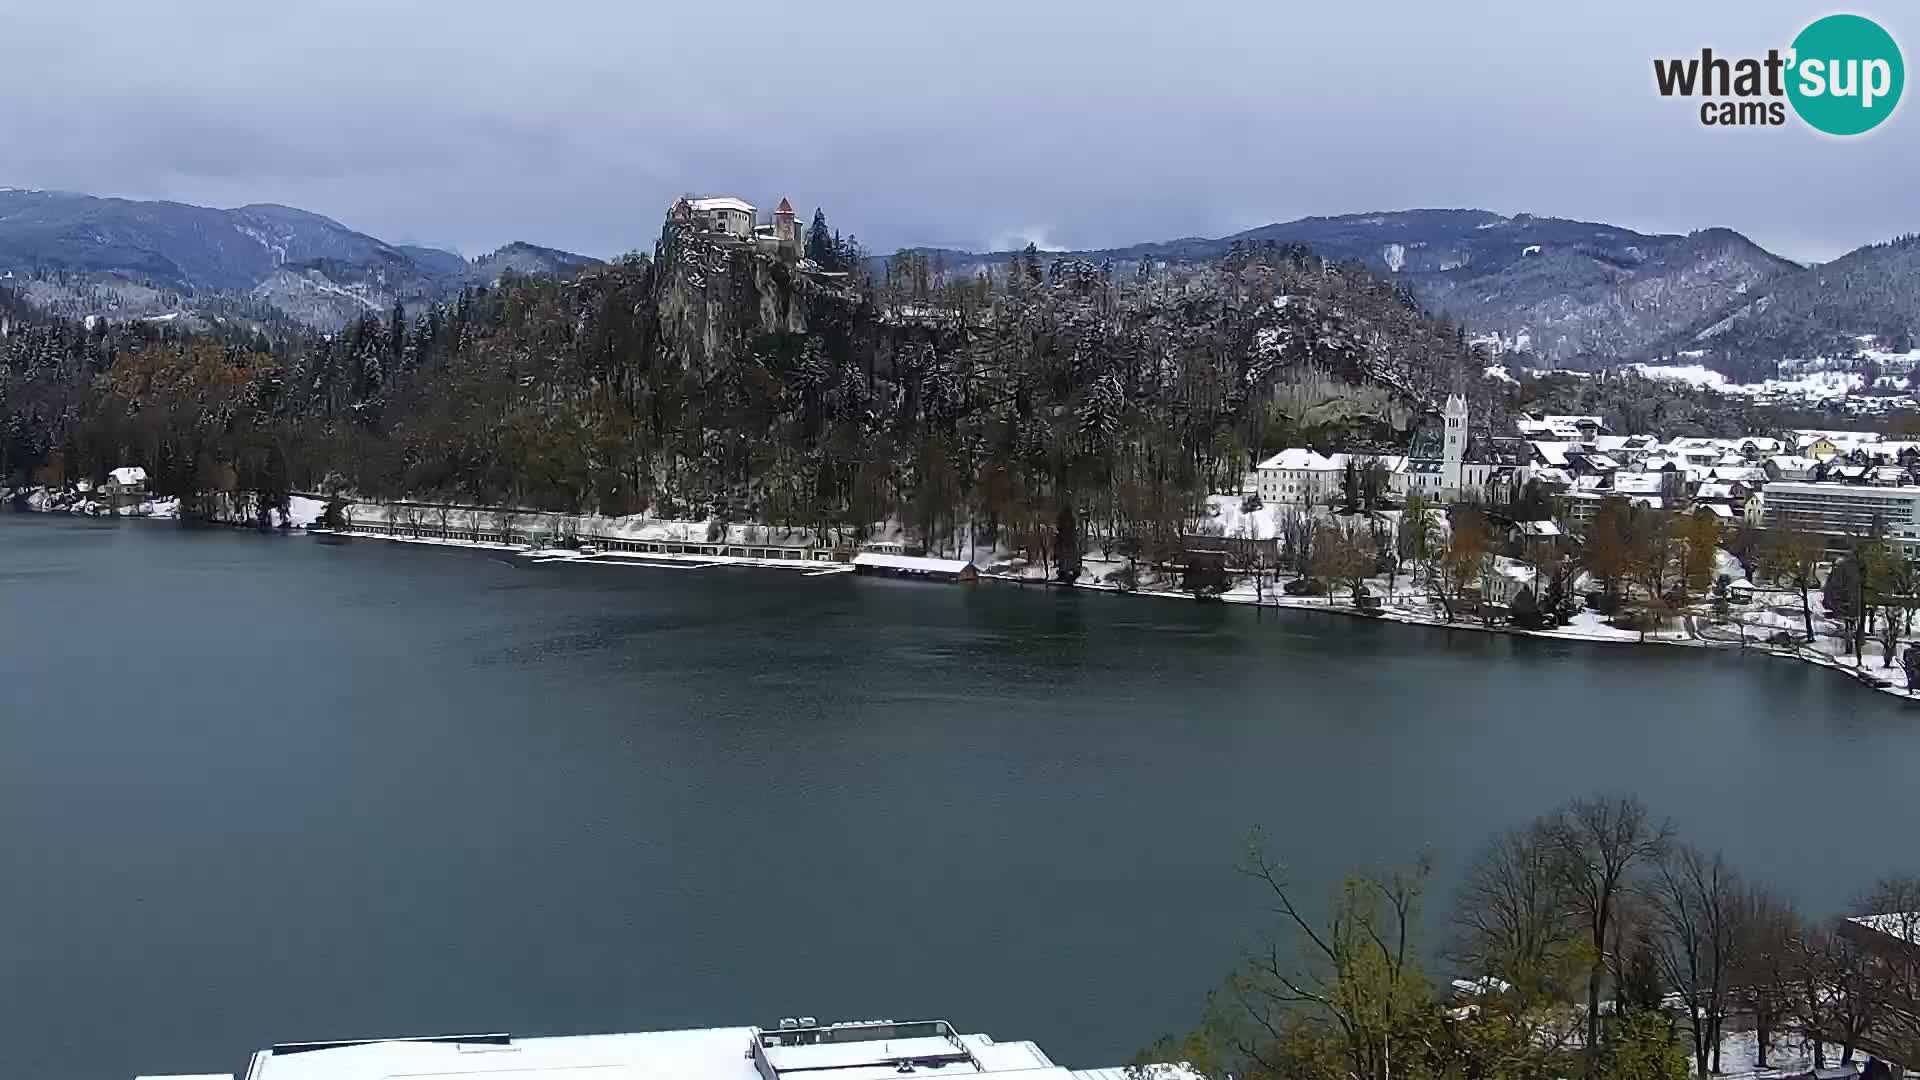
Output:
(1787, 14), (1904, 135)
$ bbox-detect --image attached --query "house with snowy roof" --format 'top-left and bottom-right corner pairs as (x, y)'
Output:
(1766, 455), (1819, 482)
(1517, 413), (1608, 441)
(1795, 433), (1845, 461)
(100, 466), (147, 509)
(1255, 448), (1348, 506)
(1504, 519), (1563, 561)
(1477, 556), (1538, 612)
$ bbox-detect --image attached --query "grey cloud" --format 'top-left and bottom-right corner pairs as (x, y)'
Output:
(2, 0), (1912, 263)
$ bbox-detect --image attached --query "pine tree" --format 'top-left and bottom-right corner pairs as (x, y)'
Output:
(389, 301), (407, 366)
(806, 209), (834, 268)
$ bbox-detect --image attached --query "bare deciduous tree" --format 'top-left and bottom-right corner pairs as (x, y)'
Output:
(1730, 886), (1801, 1072)
(1646, 843), (1740, 1076)
(1451, 821), (1576, 1003)
(1547, 794), (1673, 1077)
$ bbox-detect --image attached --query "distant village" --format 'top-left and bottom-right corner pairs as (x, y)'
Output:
(1252, 396), (1920, 548)
(1227, 394), (1920, 695)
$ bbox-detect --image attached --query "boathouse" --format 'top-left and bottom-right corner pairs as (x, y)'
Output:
(850, 552), (977, 582)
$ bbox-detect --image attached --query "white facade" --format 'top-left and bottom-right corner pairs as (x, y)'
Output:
(1255, 449), (1348, 506)
(689, 196), (757, 238)
(1760, 482), (1920, 550)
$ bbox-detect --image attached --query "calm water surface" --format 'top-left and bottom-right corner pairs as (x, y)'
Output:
(1, 515), (1915, 1079)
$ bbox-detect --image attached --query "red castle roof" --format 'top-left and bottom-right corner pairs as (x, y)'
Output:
(775, 197), (794, 215)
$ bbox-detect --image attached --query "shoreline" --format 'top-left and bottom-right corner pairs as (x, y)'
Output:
(1037, 572), (1916, 700)
(324, 520), (1916, 704)
(11, 504), (1914, 704)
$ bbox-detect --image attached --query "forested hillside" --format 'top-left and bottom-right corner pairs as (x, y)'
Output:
(1656, 234), (1920, 374)
(919, 210), (1801, 366)
(2, 219), (1484, 563)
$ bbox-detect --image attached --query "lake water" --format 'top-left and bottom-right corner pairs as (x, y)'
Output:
(2, 515), (1916, 1079)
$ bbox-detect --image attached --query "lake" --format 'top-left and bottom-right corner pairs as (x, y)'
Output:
(1, 515), (1915, 1080)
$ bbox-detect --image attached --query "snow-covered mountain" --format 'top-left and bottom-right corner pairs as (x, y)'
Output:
(0, 189), (599, 330)
(924, 209), (1804, 366)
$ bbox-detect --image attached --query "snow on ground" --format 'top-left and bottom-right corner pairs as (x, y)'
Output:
(1781, 346), (1920, 376)
(1631, 363), (1730, 389)
(1483, 363), (1517, 384)
(1715, 1027), (1858, 1077)
(1202, 493), (1280, 540)
(286, 495), (326, 527)
(1629, 362), (1905, 401)
(1714, 547), (1746, 581)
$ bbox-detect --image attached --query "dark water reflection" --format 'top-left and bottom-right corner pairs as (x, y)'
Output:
(0, 516), (1913, 1079)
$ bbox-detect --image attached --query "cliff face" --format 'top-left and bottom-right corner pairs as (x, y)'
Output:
(650, 222), (815, 377)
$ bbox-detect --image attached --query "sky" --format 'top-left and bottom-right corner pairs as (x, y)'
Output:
(1, 0), (1912, 264)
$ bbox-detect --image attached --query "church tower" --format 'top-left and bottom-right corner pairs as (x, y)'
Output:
(773, 197), (797, 251)
(1442, 393), (1468, 497)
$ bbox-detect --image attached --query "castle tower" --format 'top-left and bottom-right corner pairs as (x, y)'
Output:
(1442, 393), (1468, 497)
(773, 197), (797, 249)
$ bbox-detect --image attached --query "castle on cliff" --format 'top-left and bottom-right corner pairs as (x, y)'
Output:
(669, 195), (802, 259)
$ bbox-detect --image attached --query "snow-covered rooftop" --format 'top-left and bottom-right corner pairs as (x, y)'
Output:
(108, 466), (147, 486)
(1849, 911), (1920, 946)
(1529, 441), (1570, 467)
(190, 1019), (1189, 1080)
(239, 1027), (763, 1080)
(1256, 449), (1345, 472)
(852, 553), (974, 574)
(690, 196), (756, 214)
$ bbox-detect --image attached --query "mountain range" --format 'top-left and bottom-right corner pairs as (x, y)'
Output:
(0, 189), (598, 331)
(1, 188), (1914, 374)
(924, 210), (1920, 373)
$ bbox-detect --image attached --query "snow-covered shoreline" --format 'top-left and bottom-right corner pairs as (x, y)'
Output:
(9, 493), (1913, 704)
(1014, 572), (1918, 702)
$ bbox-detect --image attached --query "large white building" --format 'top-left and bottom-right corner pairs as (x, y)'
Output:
(1254, 448), (1349, 506)
(1759, 481), (1920, 551)
(140, 1017), (1195, 1080)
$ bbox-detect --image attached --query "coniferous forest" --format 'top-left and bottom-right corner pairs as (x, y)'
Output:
(3, 211), (1508, 559)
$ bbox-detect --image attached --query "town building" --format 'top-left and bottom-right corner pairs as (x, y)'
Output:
(1516, 413), (1607, 440)
(1760, 481), (1920, 551)
(1255, 448), (1349, 506)
(140, 1016), (1193, 1080)
(1478, 555), (1537, 611)
(99, 465), (148, 510)
(1766, 455), (1819, 482)
(102, 465), (147, 500)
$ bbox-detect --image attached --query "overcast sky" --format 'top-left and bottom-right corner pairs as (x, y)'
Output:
(3, 0), (1911, 264)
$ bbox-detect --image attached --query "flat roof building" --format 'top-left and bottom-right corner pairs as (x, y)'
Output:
(140, 1017), (1194, 1080)
(1759, 482), (1920, 551)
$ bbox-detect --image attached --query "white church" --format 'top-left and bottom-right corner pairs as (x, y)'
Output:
(1391, 394), (1530, 503)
